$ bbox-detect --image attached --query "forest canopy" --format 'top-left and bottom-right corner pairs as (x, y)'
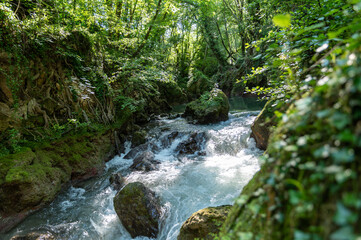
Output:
(1, 0), (360, 155)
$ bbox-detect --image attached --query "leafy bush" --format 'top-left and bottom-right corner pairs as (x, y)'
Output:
(222, 32), (361, 240)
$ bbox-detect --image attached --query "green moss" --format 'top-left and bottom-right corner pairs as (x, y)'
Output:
(113, 182), (161, 238)
(35, 149), (60, 167)
(184, 89), (230, 124)
(131, 130), (147, 147)
(221, 48), (361, 240)
(5, 168), (30, 183)
(0, 127), (121, 214)
(179, 205), (232, 240)
(220, 167), (268, 239)
(156, 79), (186, 105)
(0, 148), (35, 185)
(187, 70), (213, 100)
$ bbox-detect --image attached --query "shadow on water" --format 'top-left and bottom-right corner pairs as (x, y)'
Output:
(171, 96), (266, 114)
(229, 96), (266, 112)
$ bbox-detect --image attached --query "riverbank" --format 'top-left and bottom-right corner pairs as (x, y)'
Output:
(1, 98), (265, 239)
(0, 118), (130, 233)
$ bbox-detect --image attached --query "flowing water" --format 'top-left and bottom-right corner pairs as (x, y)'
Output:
(3, 97), (265, 240)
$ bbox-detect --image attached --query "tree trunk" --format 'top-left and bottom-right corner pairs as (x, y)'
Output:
(131, 0), (163, 58)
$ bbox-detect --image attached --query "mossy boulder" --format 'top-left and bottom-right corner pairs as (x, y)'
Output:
(113, 182), (162, 238)
(0, 71), (13, 104)
(183, 89), (230, 124)
(0, 130), (119, 233)
(186, 71), (213, 100)
(178, 205), (232, 240)
(130, 151), (160, 172)
(156, 79), (186, 105)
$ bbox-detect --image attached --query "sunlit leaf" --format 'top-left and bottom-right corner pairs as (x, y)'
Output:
(272, 14), (291, 28)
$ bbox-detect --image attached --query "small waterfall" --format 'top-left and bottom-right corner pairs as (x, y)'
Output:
(3, 99), (264, 240)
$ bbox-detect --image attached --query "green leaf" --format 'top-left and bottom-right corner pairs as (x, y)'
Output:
(272, 14), (291, 28)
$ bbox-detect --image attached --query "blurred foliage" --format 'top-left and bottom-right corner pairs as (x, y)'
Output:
(221, 0), (361, 238)
(242, 0), (360, 100)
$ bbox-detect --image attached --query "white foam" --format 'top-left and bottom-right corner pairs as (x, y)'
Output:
(5, 109), (263, 240)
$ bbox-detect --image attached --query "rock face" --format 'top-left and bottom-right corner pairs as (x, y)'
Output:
(183, 89), (229, 124)
(178, 205), (232, 240)
(250, 100), (278, 150)
(113, 182), (162, 238)
(10, 231), (56, 240)
(0, 131), (119, 233)
(130, 151), (160, 172)
(176, 132), (207, 155)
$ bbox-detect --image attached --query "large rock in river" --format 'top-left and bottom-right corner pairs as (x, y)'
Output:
(113, 182), (162, 238)
(176, 132), (207, 155)
(183, 89), (229, 124)
(130, 151), (160, 172)
(178, 205), (232, 240)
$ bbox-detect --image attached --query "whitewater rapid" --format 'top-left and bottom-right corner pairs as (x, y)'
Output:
(4, 98), (264, 240)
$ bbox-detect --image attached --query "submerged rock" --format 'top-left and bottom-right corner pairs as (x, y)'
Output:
(160, 131), (187, 148)
(168, 113), (182, 119)
(124, 143), (148, 159)
(130, 151), (160, 172)
(176, 132), (208, 155)
(109, 172), (126, 191)
(160, 131), (180, 147)
(178, 205), (232, 240)
(183, 89), (229, 124)
(113, 182), (162, 238)
(10, 231), (56, 240)
(124, 142), (160, 159)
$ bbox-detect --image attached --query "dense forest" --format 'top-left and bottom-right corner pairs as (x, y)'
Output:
(0, 0), (360, 239)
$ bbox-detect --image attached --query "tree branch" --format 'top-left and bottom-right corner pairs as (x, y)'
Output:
(131, 0), (163, 58)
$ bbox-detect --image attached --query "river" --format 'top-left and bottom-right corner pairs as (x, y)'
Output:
(4, 97), (265, 240)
